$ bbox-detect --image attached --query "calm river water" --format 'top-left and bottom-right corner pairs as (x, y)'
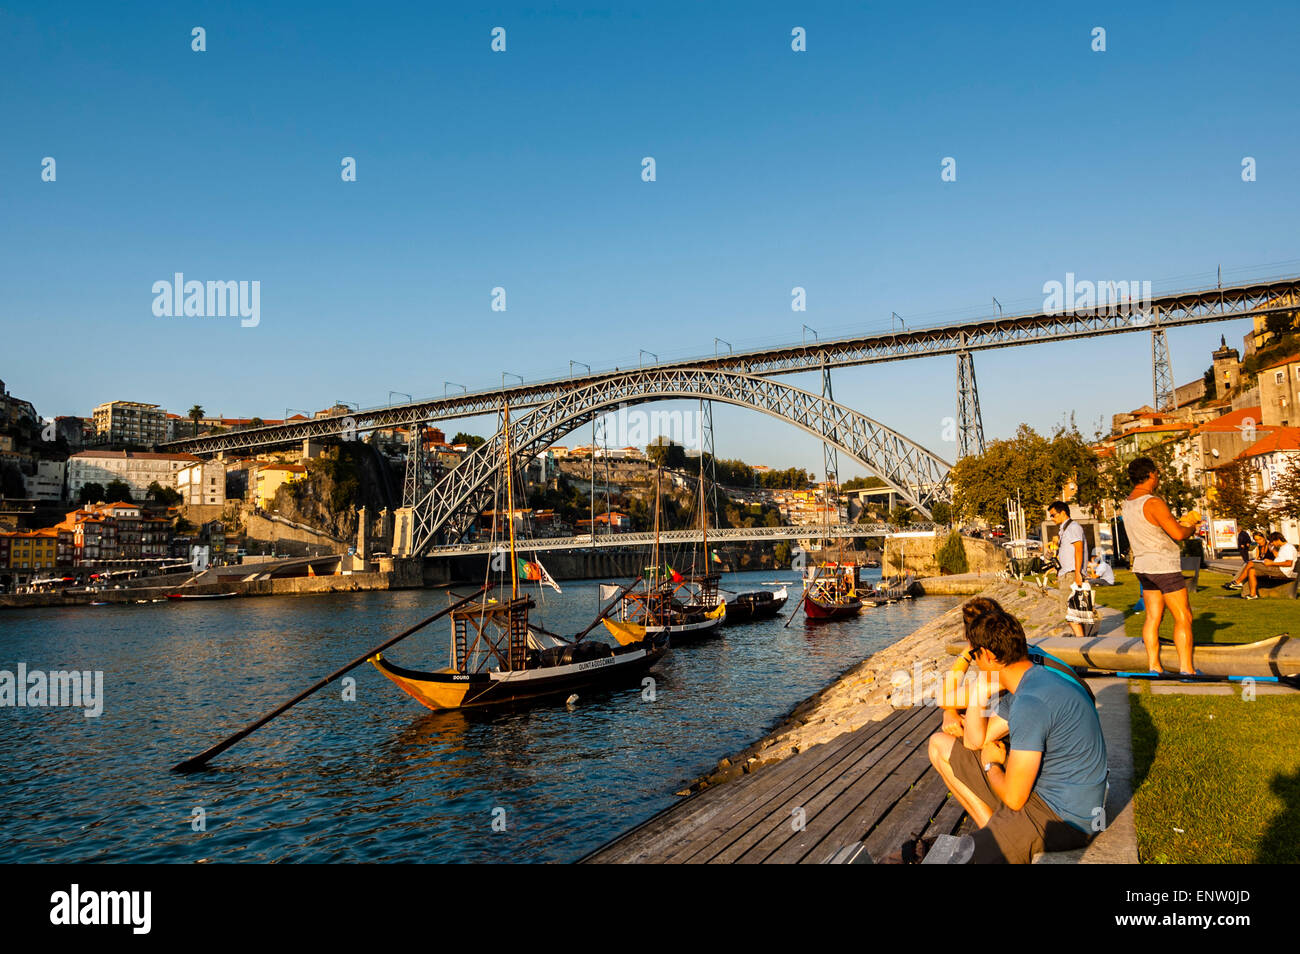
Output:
(0, 570), (958, 863)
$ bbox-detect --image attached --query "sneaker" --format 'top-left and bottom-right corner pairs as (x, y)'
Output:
(1242, 593), (1259, 600)
(1222, 581), (1242, 590)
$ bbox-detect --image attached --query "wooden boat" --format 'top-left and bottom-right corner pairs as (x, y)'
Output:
(374, 595), (668, 710)
(605, 599), (726, 645)
(723, 586), (788, 624)
(801, 561), (864, 620)
(942, 634), (1300, 679)
(371, 401), (669, 712)
(1030, 633), (1300, 679)
(167, 592), (236, 600)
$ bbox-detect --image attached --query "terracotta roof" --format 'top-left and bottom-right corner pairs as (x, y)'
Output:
(71, 450), (201, 462)
(1259, 353), (1300, 372)
(1240, 426), (1300, 458)
(1120, 423), (1192, 435)
(1194, 407), (1265, 434)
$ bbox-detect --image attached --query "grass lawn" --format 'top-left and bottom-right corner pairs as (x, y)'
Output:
(1092, 567), (1300, 645)
(1129, 687), (1300, 863)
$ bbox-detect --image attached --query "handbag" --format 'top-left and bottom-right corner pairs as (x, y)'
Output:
(1066, 581), (1099, 625)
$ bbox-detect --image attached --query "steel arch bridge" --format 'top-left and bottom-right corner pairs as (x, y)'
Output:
(401, 367), (952, 556)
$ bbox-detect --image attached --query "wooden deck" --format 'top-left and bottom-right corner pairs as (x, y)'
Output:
(583, 706), (967, 863)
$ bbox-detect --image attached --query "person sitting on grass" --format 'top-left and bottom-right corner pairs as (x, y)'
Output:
(1241, 532), (1298, 600)
(1224, 531), (1273, 590)
(1086, 552), (1115, 586)
(928, 597), (1108, 864)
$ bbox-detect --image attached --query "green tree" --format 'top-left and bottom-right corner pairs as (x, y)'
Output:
(1269, 457), (1300, 521)
(104, 479), (134, 503)
(889, 504), (913, 527)
(452, 432), (486, 450)
(647, 437), (687, 469)
(249, 417), (265, 429)
(930, 500), (953, 526)
(146, 481), (183, 505)
(951, 422), (1101, 524)
(78, 482), (105, 505)
(936, 529), (969, 575)
(1213, 458), (1267, 529)
(188, 405), (205, 437)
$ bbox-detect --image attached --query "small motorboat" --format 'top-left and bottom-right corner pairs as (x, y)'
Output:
(167, 592), (237, 600)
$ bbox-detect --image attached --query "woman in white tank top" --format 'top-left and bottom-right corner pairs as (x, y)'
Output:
(1123, 457), (1199, 675)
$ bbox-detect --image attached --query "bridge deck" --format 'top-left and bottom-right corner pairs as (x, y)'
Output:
(582, 706), (965, 863)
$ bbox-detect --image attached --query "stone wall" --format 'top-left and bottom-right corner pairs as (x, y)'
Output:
(882, 533), (1007, 577)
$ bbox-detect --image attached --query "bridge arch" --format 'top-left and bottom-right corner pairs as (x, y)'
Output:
(406, 367), (951, 555)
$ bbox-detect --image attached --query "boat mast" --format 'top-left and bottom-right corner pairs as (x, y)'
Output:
(503, 400), (518, 601)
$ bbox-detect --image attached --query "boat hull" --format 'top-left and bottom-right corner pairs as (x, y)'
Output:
(1030, 634), (1300, 678)
(371, 641), (666, 711)
(723, 589), (788, 625)
(803, 593), (864, 620)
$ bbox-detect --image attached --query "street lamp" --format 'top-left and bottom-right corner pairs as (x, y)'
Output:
(502, 372), (524, 387)
(992, 297), (1003, 320)
(570, 360), (591, 377)
(714, 337), (732, 357)
(639, 350), (658, 367)
(389, 391), (412, 405)
(802, 325), (818, 347)
(444, 382), (467, 397)
(891, 312), (904, 332)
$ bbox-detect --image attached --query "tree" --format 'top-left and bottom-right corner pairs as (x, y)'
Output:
(249, 417), (265, 429)
(147, 481), (182, 505)
(1213, 458), (1267, 530)
(1098, 439), (1198, 517)
(1269, 457), (1300, 521)
(936, 529), (969, 575)
(104, 479), (133, 503)
(78, 482), (105, 505)
(189, 405), (205, 436)
(950, 422), (1101, 524)
(841, 475), (887, 491)
(1202, 366), (1217, 400)
(646, 437), (687, 469)
(452, 432), (485, 450)
(930, 500), (953, 526)
(889, 504), (913, 527)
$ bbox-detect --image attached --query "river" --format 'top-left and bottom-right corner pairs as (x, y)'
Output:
(0, 570), (958, 862)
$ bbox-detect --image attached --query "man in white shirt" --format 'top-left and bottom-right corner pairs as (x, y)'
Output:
(1244, 532), (1298, 599)
(1049, 502), (1089, 636)
(1087, 552), (1115, 586)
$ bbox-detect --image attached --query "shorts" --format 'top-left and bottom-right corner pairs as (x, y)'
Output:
(1253, 564), (1295, 587)
(1134, 571), (1186, 594)
(947, 740), (1092, 864)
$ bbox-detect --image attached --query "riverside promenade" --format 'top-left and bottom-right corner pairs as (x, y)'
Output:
(584, 581), (1139, 863)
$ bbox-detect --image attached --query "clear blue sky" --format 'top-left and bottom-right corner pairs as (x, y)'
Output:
(4, 1), (1298, 479)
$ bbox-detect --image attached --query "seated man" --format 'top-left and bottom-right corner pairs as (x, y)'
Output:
(929, 597), (1109, 864)
(1243, 532), (1298, 599)
(1086, 552), (1115, 586)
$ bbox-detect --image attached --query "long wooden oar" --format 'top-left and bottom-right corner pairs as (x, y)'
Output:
(171, 585), (488, 773)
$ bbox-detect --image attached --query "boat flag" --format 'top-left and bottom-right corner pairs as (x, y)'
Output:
(711, 550), (722, 565)
(668, 565), (683, 583)
(519, 557), (561, 592)
(535, 557), (562, 594)
(307, 563), (316, 577)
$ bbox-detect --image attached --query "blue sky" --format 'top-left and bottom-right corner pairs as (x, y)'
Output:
(3, 1), (1298, 478)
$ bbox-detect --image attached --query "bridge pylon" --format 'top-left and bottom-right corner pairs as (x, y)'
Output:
(1151, 328), (1175, 412)
(956, 349), (986, 459)
(821, 361), (840, 484)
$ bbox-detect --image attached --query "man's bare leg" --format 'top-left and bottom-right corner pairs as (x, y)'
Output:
(1141, 587), (1167, 672)
(1164, 586), (1196, 673)
(928, 731), (996, 828)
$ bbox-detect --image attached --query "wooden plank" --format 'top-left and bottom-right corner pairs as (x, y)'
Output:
(792, 741), (937, 864)
(706, 706), (938, 864)
(919, 792), (967, 842)
(586, 713), (888, 863)
(858, 760), (953, 861)
(660, 709), (922, 864)
(758, 713), (939, 864)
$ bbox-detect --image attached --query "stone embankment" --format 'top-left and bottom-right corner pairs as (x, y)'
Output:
(689, 580), (1067, 792)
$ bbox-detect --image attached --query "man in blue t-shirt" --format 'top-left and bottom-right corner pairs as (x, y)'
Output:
(928, 597), (1109, 863)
